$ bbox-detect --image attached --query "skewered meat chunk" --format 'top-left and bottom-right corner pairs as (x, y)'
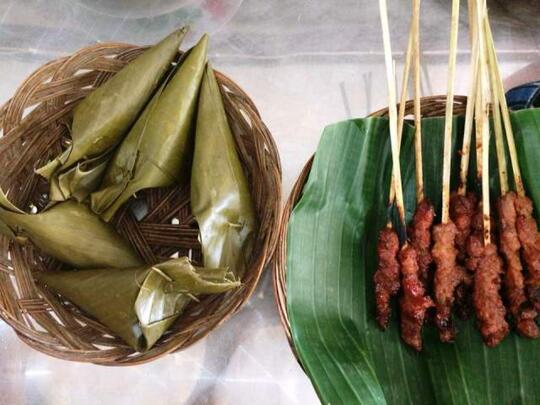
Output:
(450, 192), (478, 260)
(374, 227), (401, 329)
(410, 199), (435, 285)
(450, 192), (478, 318)
(498, 192), (538, 338)
(466, 204), (494, 272)
(515, 195), (540, 309)
(432, 221), (468, 342)
(399, 244), (434, 351)
(473, 243), (510, 347)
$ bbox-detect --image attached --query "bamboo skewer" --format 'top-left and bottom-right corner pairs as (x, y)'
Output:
(441, 0), (460, 224)
(379, 0), (406, 226)
(458, 0), (479, 196)
(485, 18), (525, 197)
(388, 7), (417, 207)
(475, 0), (491, 245)
(486, 25), (509, 195)
(412, 0), (423, 203)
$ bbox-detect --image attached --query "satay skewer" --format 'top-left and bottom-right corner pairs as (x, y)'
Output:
(470, 0), (509, 346)
(374, 0), (407, 329)
(484, 15), (540, 319)
(449, 1), (480, 320)
(483, 15), (534, 337)
(398, 0), (435, 352)
(432, 0), (467, 343)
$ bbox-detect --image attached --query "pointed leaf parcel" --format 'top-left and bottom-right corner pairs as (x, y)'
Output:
(0, 189), (141, 269)
(90, 35), (208, 222)
(36, 28), (187, 202)
(191, 65), (257, 278)
(38, 257), (240, 351)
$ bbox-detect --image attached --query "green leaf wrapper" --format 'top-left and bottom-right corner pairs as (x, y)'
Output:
(91, 34), (208, 222)
(36, 28), (187, 202)
(286, 109), (540, 404)
(0, 190), (142, 269)
(191, 65), (257, 278)
(37, 257), (240, 351)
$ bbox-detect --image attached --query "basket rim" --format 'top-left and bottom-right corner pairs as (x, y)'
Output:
(271, 95), (467, 348)
(0, 40), (282, 365)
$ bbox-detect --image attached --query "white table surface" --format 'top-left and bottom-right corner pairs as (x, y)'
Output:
(0, 1), (539, 404)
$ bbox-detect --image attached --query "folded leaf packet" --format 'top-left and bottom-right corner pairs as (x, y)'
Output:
(0, 189), (141, 268)
(90, 34), (209, 222)
(37, 28), (187, 202)
(38, 257), (240, 351)
(191, 65), (257, 278)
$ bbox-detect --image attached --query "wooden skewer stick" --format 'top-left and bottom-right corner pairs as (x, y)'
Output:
(412, 0), (423, 203)
(485, 16), (509, 195)
(458, 0), (479, 196)
(485, 17), (525, 197)
(379, 0), (406, 225)
(441, 0), (460, 224)
(475, 0), (491, 245)
(388, 8), (416, 206)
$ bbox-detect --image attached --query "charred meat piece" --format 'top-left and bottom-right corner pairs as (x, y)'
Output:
(399, 244), (434, 351)
(374, 227), (401, 329)
(450, 192), (478, 260)
(498, 192), (538, 338)
(515, 195), (540, 309)
(410, 199), (435, 285)
(450, 192), (478, 319)
(466, 204), (492, 273)
(473, 243), (510, 347)
(432, 221), (468, 342)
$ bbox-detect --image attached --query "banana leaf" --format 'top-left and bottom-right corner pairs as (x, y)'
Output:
(37, 256), (240, 351)
(49, 152), (112, 202)
(286, 108), (540, 404)
(0, 190), (142, 269)
(191, 65), (257, 278)
(90, 35), (208, 222)
(37, 28), (187, 201)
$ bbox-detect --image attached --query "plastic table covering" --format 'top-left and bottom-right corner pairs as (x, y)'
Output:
(0, 1), (539, 404)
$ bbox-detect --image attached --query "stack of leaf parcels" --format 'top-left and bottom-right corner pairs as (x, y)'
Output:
(0, 28), (257, 352)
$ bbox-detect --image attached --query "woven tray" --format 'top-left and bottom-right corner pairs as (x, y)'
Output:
(0, 42), (282, 365)
(272, 96), (466, 345)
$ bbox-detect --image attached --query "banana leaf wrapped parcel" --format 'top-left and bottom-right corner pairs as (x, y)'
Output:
(90, 35), (209, 222)
(0, 189), (141, 269)
(37, 28), (187, 202)
(191, 65), (257, 278)
(37, 257), (240, 351)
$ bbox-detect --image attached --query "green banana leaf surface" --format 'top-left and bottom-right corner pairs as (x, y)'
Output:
(37, 28), (187, 201)
(286, 108), (540, 405)
(38, 257), (240, 351)
(0, 190), (142, 269)
(191, 65), (257, 278)
(91, 34), (208, 222)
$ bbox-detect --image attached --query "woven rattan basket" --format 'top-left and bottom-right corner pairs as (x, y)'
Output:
(0, 42), (281, 365)
(272, 96), (466, 345)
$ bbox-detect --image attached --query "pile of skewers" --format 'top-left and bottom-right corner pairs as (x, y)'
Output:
(375, 0), (540, 351)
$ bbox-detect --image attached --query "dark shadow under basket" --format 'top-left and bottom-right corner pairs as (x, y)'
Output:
(272, 95), (466, 346)
(0, 42), (282, 365)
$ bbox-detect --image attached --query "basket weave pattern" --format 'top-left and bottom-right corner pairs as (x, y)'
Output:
(0, 43), (281, 365)
(272, 96), (467, 344)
